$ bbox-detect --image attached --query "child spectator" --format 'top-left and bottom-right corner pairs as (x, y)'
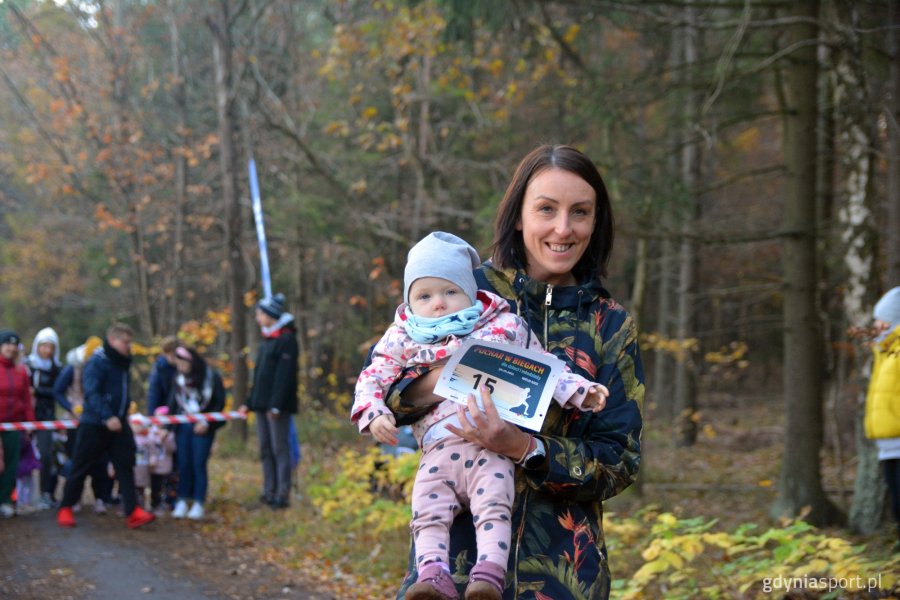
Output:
(15, 435), (40, 514)
(351, 232), (607, 600)
(133, 408), (176, 515)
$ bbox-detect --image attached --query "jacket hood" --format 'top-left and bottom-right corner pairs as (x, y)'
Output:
(28, 327), (61, 367)
(261, 312), (296, 338)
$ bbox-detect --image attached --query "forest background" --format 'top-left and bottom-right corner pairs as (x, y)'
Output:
(0, 0), (899, 597)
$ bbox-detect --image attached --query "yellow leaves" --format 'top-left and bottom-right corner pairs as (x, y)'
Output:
(640, 332), (700, 362)
(733, 127), (760, 152)
(562, 24), (581, 44)
(361, 106), (379, 120)
(350, 178), (368, 194)
(108, 278), (122, 288)
(324, 120), (350, 137)
(758, 479), (774, 487)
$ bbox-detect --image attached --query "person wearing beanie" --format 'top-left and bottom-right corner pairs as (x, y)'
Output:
(24, 327), (63, 510)
(0, 330), (35, 518)
(239, 292), (299, 510)
(864, 286), (900, 552)
(350, 231), (608, 600)
(57, 323), (155, 529)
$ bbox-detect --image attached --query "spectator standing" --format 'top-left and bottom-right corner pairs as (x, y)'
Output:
(25, 327), (63, 509)
(147, 336), (178, 415)
(240, 293), (299, 509)
(56, 323), (155, 529)
(0, 330), (35, 518)
(53, 337), (116, 513)
(168, 345), (226, 520)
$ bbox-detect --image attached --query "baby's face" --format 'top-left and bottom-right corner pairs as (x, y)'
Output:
(408, 277), (472, 318)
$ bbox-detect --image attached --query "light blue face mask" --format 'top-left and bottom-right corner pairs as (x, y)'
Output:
(403, 301), (485, 344)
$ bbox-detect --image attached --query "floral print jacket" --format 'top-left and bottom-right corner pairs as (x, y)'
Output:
(389, 263), (645, 600)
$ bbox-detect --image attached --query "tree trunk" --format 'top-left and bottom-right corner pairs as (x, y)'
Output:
(887, 1), (900, 285)
(830, 0), (882, 534)
(674, 3), (699, 447)
(167, 0), (188, 335)
(210, 0), (248, 440)
(772, 0), (842, 526)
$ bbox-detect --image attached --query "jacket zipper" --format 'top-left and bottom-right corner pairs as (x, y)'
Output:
(543, 284), (553, 346)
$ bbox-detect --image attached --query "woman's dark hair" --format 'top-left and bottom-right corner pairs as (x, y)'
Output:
(490, 144), (614, 282)
(175, 344), (207, 382)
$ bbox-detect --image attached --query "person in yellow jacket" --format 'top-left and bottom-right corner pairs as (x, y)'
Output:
(864, 286), (900, 552)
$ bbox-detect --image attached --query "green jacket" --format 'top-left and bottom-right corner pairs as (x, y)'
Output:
(389, 263), (645, 599)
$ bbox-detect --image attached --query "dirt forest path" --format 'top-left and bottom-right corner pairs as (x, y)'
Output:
(0, 506), (336, 600)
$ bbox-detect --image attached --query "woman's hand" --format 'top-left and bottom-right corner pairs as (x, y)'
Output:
(444, 386), (532, 461)
(193, 420), (209, 435)
(369, 414), (399, 446)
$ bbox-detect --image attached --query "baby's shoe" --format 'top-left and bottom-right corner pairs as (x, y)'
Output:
(406, 562), (459, 600)
(465, 561), (505, 600)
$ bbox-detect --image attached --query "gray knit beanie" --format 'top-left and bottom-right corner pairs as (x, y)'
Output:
(874, 286), (900, 327)
(404, 232), (481, 306)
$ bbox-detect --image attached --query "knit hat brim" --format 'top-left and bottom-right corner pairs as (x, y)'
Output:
(404, 232), (481, 306)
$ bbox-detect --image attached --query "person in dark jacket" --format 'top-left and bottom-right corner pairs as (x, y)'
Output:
(57, 323), (155, 529)
(147, 336), (178, 415)
(167, 344), (226, 520)
(25, 327), (63, 509)
(0, 330), (35, 518)
(53, 336), (116, 513)
(239, 293), (298, 509)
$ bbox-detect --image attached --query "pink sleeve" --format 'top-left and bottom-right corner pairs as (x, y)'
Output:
(350, 325), (411, 434)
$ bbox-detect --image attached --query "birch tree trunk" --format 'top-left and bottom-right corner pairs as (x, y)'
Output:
(209, 0), (249, 439)
(166, 0), (188, 335)
(831, 1), (883, 534)
(772, 0), (842, 526)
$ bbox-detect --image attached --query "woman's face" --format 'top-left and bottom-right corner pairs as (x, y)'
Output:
(517, 168), (597, 285)
(0, 342), (17, 360)
(38, 342), (55, 360)
(175, 356), (192, 374)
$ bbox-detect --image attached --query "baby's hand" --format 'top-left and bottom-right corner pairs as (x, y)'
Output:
(583, 384), (610, 413)
(369, 414), (399, 446)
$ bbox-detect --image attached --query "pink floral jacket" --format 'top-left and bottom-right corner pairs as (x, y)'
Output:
(351, 290), (594, 446)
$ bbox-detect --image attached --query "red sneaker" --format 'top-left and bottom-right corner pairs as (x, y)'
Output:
(126, 506), (156, 529)
(57, 506), (76, 528)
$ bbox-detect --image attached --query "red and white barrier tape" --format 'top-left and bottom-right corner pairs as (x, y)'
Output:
(0, 411), (247, 432)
